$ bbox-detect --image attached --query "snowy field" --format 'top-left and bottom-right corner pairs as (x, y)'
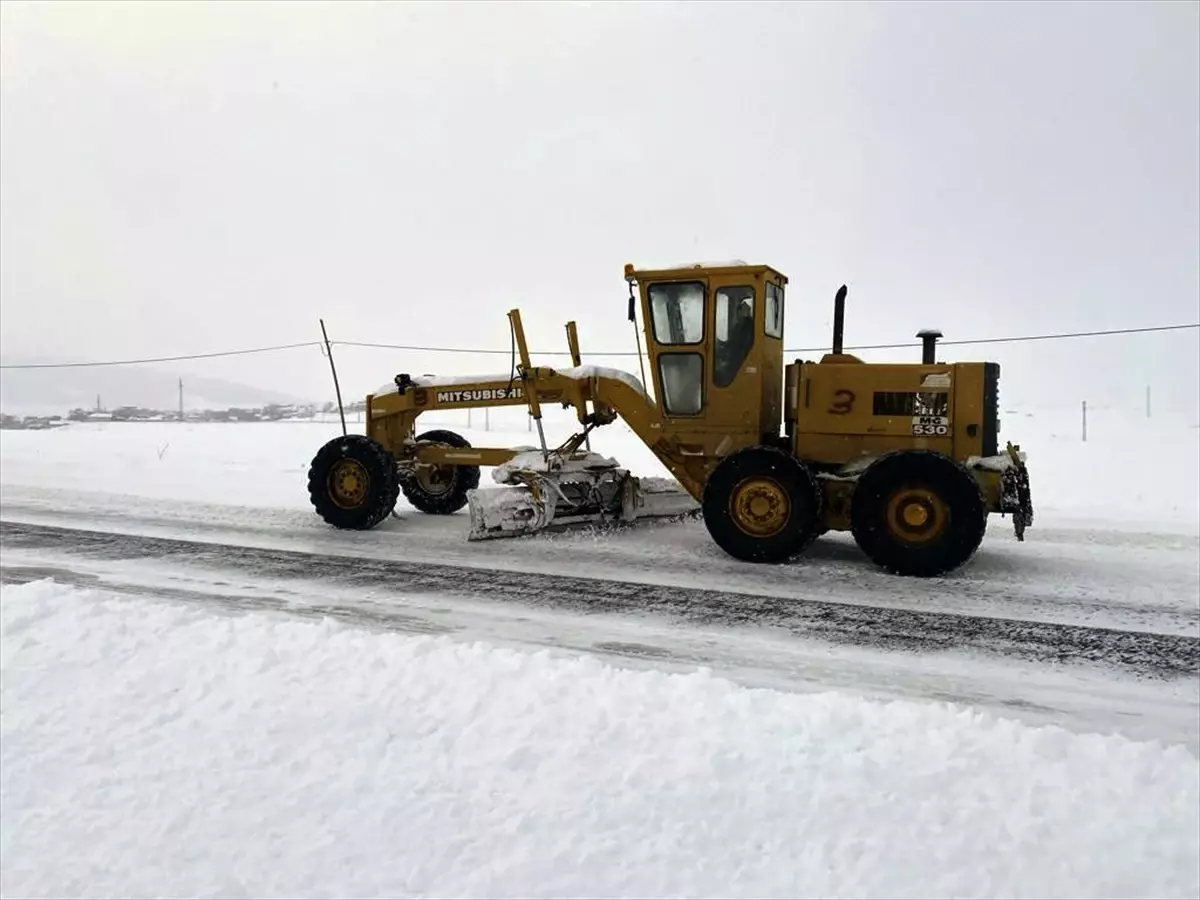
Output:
(2, 403), (1199, 898)
(2, 403), (1198, 534)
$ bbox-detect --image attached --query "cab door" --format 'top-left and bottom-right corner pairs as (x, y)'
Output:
(644, 277), (709, 424)
(703, 272), (765, 444)
(642, 270), (769, 448)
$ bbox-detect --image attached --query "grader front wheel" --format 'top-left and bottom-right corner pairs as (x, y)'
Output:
(308, 434), (400, 530)
(702, 446), (823, 563)
(850, 450), (987, 577)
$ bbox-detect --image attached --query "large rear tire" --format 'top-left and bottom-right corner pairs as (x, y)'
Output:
(701, 445), (823, 563)
(850, 449), (987, 577)
(400, 429), (481, 515)
(308, 434), (400, 530)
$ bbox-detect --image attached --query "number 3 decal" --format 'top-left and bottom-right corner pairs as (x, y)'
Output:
(828, 389), (855, 415)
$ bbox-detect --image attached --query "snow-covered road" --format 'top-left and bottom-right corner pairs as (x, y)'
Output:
(2, 520), (1195, 677)
(3, 519), (1197, 752)
(2, 482), (1196, 637)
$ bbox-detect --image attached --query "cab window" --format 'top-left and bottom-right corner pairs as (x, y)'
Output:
(648, 281), (705, 345)
(658, 354), (704, 416)
(714, 286), (755, 388)
(765, 282), (784, 338)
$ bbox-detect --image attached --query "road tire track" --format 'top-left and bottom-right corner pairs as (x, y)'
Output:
(2, 519), (1196, 679)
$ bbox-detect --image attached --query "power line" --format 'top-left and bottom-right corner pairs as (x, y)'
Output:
(0, 323), (1196, 370)
(791, 322), (1200, 355)
(333, 340), (530, 356)
(334, 323), (1200, 358)
(0, 341), (323, 370)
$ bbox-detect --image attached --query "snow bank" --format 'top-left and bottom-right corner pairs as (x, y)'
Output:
(3, 579), (1196, 900)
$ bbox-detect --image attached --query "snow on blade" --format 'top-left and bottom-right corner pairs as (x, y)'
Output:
(2, 579), (1197, 900)
(492, 449), (622, 484)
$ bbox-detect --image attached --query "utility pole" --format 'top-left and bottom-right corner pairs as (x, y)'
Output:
(1082, 400), (1088, 443)
(178, 378), (184, 422)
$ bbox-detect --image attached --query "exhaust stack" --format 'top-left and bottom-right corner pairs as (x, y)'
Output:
(832, 285), (847, 355)
(917, 329), (942, 365)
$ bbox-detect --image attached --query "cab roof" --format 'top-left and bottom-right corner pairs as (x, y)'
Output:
(623, 260), (788, 284)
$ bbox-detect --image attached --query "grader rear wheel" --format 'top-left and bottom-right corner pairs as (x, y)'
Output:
(308, 434), (400, 530)
(850, 449), (987, 577)
(400, 429), (481, 515)
(702, 445), (822, 563)
(729, 476), (792, 538)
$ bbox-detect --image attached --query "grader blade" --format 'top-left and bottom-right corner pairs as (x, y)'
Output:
(465, 449), (699, 541)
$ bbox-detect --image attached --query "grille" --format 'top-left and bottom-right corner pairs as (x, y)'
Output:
(982, 362), (1000, 457)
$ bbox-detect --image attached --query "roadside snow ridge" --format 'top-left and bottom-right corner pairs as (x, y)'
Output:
(2, 579), (1196, 900)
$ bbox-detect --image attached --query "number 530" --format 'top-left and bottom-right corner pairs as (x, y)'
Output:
(912, 423), (950, 436)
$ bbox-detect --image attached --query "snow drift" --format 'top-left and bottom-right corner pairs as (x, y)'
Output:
(2, 579), (1196, 900)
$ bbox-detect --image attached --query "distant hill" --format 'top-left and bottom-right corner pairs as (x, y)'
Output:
(0, 362), (311, 416)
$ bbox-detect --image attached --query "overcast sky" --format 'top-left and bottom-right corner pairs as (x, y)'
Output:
(1, 0), (1197, 413)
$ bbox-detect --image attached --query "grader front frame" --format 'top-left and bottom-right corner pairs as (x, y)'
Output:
(308, 305), (704, 543)
(307, 260), (1033, 577)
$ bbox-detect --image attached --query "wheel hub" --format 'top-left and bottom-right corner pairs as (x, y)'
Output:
(415, 464), (454, 496)
(885, 487), (946, 543)
(328, 459), (370, 509)
(730, 477), (790, 538)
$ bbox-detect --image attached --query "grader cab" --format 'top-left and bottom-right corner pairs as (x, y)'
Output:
(308, 260), (1032, 577)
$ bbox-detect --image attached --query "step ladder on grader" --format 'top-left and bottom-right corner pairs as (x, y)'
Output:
(307, 261), (1033, 577)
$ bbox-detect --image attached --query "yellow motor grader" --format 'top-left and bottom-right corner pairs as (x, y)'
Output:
(308, 260), (1033, 576)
